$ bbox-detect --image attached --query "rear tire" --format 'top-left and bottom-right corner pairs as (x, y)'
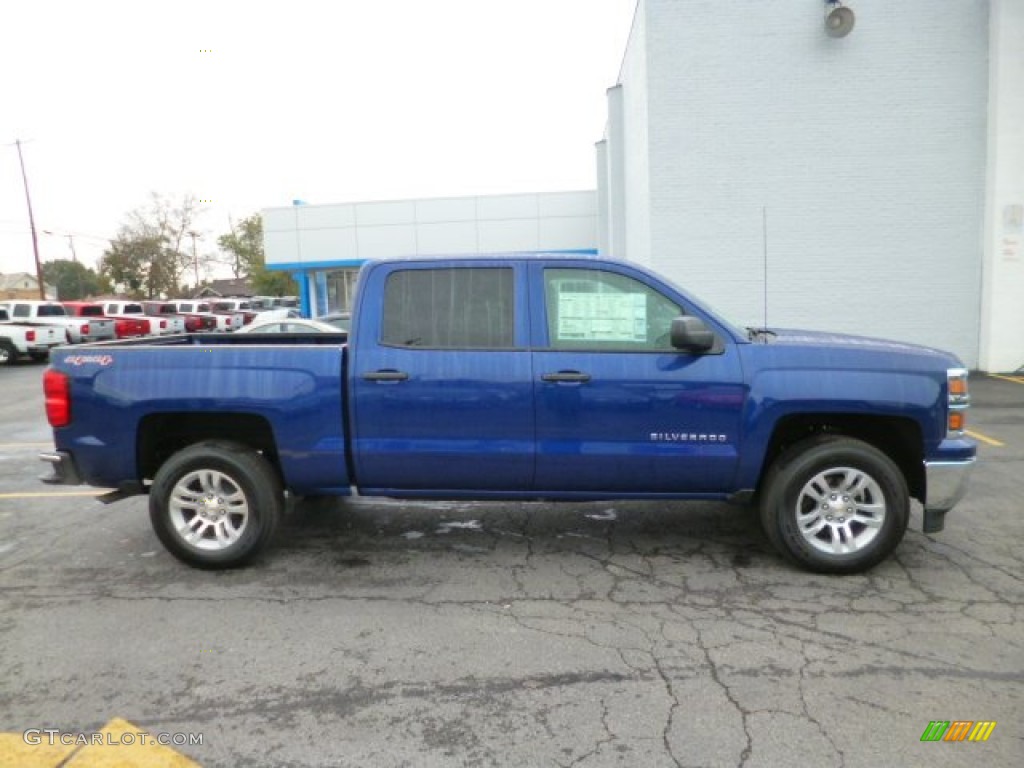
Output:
(0, 340), (17, 366)
(759, 435), (909, 574)
(149, 441), (283, 569)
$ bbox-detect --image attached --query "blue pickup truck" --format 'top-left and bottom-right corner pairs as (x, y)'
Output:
(40, 256), (975, 573)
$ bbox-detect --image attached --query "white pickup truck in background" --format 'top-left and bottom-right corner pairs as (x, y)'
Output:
(102, 301), (171, 336)
(173, 300), (243, 331)
(0, 300), (115, 344)
(0, 308), (66, 364)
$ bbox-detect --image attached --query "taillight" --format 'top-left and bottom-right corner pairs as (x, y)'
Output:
(81, 323), (90, 335)
(44, 369), (71, 427)
(27, 330), (35, 342)
(160, 320), (167, 330)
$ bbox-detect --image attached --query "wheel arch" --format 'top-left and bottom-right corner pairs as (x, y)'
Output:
(137, 412), (281, 485)
(758, 414), (924, 502)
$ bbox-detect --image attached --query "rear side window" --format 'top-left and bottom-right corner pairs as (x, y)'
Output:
(37, 305), (68, 317)
(13, 304), (30, 318)
(382, 268), (514, 349)
(80, 306), (103, 316)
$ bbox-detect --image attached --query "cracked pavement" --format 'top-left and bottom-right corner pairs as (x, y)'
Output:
(1, 365), (1022, 767)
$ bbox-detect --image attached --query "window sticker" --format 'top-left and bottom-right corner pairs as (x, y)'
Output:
(557, 293), (647, 342)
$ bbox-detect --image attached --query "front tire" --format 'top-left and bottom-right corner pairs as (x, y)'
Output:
(759, 435), (909, 574)
(149, 441), (283, 569)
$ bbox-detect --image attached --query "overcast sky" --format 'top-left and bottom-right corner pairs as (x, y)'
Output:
(0, 0), (637, 277)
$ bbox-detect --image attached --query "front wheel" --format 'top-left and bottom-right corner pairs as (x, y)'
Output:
(149, 441), (283, 569)
(759, 436), (909, 574)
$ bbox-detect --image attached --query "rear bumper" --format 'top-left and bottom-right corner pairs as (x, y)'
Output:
(39, 451), (82, 485)
(922, 458), (975, 533)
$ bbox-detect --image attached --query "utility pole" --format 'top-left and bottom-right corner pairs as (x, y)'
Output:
(66, 234), (78, 263)
(188, 231), (200, 293)
(14, 139), (46, 300)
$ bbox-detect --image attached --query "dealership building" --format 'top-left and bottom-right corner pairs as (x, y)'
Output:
(264, 0), (1023, 372)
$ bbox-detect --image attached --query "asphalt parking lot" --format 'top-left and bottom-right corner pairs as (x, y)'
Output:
(1, 361), (1022, 767)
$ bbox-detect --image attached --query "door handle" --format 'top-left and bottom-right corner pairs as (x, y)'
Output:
(541, 371), (591, 383)
(362, 370), (409, 382)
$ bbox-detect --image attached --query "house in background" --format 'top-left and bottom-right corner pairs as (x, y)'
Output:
(0, 272), (57, 300)
(195, 277), (253, 299)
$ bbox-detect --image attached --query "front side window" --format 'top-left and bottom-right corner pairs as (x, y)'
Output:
(543, 268), (682, 351)
(382, 268), (514, 349)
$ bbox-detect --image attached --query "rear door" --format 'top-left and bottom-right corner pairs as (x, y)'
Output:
(350, 261), (534, 493)
(529, 261), (746, 494)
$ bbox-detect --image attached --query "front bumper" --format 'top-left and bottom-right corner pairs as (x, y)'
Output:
(39, 451), (82, 486)
(922, 458), (975, 533)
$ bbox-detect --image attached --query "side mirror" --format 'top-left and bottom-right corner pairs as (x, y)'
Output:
(670, 316), (715, 352)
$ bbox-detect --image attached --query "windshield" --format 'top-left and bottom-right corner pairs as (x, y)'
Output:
(124, 305), (143, 314)
(79, 306), (104, 317)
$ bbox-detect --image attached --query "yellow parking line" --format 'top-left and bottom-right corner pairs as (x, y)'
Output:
(965, 429), (1005, 447)
(988, 373), (1024, 385)
(0, 491), (105, 499)
(0, 732), (76, 767)
(0, 719), (201, 768)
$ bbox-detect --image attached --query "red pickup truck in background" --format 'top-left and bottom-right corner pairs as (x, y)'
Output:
(63, 302), (149, 339)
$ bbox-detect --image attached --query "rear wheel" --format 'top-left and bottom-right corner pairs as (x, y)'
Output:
(0, 340), (17, 366)
(149, 441), (283, 569)
(759, 435), (909, 573)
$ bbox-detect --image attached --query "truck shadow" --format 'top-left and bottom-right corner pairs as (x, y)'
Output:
(276, 496), (770, 571)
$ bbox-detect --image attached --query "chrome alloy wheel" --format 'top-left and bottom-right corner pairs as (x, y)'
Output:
(169, 469), (249, 551)
(794, 466), (886, 556)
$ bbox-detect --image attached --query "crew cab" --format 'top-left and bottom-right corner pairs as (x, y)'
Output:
(63, 302), (147, 339)
(0, 307), (65, 363)
(102, 301), (170, 336)
(1, 300), (114, 343)
(40, 256), (975, 574)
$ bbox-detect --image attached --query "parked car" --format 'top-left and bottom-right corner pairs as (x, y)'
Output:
(172, 301), (241, 332)
(317, 312), (351, 332)
(0, 307), (65, 364)
(102, 301), (171, 336)
(0, 300), (114, 343)
(209, 299), (260, 325)
(141, 302), (189, 334)
(236, 318), (343, 334)
(63, 301), (147, 339)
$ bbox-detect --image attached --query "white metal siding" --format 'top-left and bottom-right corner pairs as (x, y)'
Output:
(613, 0), (989, 366)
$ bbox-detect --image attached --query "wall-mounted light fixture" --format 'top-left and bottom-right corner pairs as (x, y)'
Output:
(824, 1), (856, 37)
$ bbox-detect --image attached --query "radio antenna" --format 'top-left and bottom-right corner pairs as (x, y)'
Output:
(762, 206), (768, 338)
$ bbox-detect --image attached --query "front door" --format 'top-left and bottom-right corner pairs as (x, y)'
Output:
(530, 263), (745, 494)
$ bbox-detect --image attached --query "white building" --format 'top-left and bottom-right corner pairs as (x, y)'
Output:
(599, 0), (1022, 371)
(265, 0), (1022, 371)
